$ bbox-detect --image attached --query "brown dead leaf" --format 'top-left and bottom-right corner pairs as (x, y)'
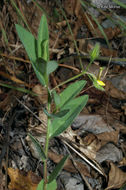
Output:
(82, 133), (102, 152)
(122, 103), (126, 115)
(95, 27), (121, 40)
(32, 84), (48, 105)
(119, 157), (126, 166)
(83, 13), (121, 40)
(62, 127), (97, 159)
(87, 40), (118, 57)
(48, 151), (91, 177)
(63, 0), (78, 16)
(74, 0), (81, 17)
(105, 80), (126, 99)
(8, 168), (41, 190)
(95, 102), (122, 125)
(0, 90), (22, 111)
(100, 47), (118, 57)
(106, 162), (126, 190)
(96, 130), (119, 147)
(114, 122), (126, 135)
(62, 115), (115, 160)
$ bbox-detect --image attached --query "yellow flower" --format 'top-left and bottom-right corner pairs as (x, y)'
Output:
(96, 80), (105, 86)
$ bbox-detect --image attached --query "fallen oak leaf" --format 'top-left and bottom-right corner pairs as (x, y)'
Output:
(105, 162), (126, 190)
(8, 168), (41, 190)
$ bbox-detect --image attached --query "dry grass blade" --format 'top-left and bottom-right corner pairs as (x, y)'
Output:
(10, 0), (31, 32)
(0, 71), (29, 87)
(55, 0), (84, 71)
(0, 53), (80, 72)
(62, 139), (105, 176)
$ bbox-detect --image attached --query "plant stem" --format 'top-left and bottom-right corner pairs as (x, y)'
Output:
(51, 69), (87, 91)
(43, 98), (51, 190)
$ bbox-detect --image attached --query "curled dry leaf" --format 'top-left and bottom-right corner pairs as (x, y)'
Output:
(8, 168), (41, 190)
(81, 130), (119, 161)
(62, 126), (97, 160)
(106, 162), (126, 190)
(82, 133), (102, 155)
(119, 157), (126, 166)
(48, 151), (91, 177)
(96, 130), (119, 147)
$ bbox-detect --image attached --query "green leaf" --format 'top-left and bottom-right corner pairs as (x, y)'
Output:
(50, 95), (88, 138)
(35, 59), (58, 84)
(58, 80), (87, 109)
(32, 64), (46, 86)
(43, 108), (69, 118)
(36, 57), (47, 75)
(15, 24), (46, 86)
(112, 0), (126, 9)
(54, 109), (70, 118)
(48, 155), (69, 183)
(52, 90), (61, 108)
(46, 61), (58, 76)
(15, 24), (37, 64)
(90, 43), (100, 63)
(37, 179), (57, 190)
(41, 40), (49, 62)
(28, 133), (46, 161)
(37, 14), (49, 58)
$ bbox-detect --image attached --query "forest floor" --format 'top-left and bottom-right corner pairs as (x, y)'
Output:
(0, 1), (126, 190)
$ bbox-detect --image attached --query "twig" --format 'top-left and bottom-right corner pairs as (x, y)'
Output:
(15, 96), (47, 127)
(63, 143), (93, 190)
(62, 139), (105, 176)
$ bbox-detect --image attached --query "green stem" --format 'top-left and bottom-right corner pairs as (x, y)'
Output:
(43, 90), (51, 190)
(58, 54), (126, 64)
(51, 69), (87, 91)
